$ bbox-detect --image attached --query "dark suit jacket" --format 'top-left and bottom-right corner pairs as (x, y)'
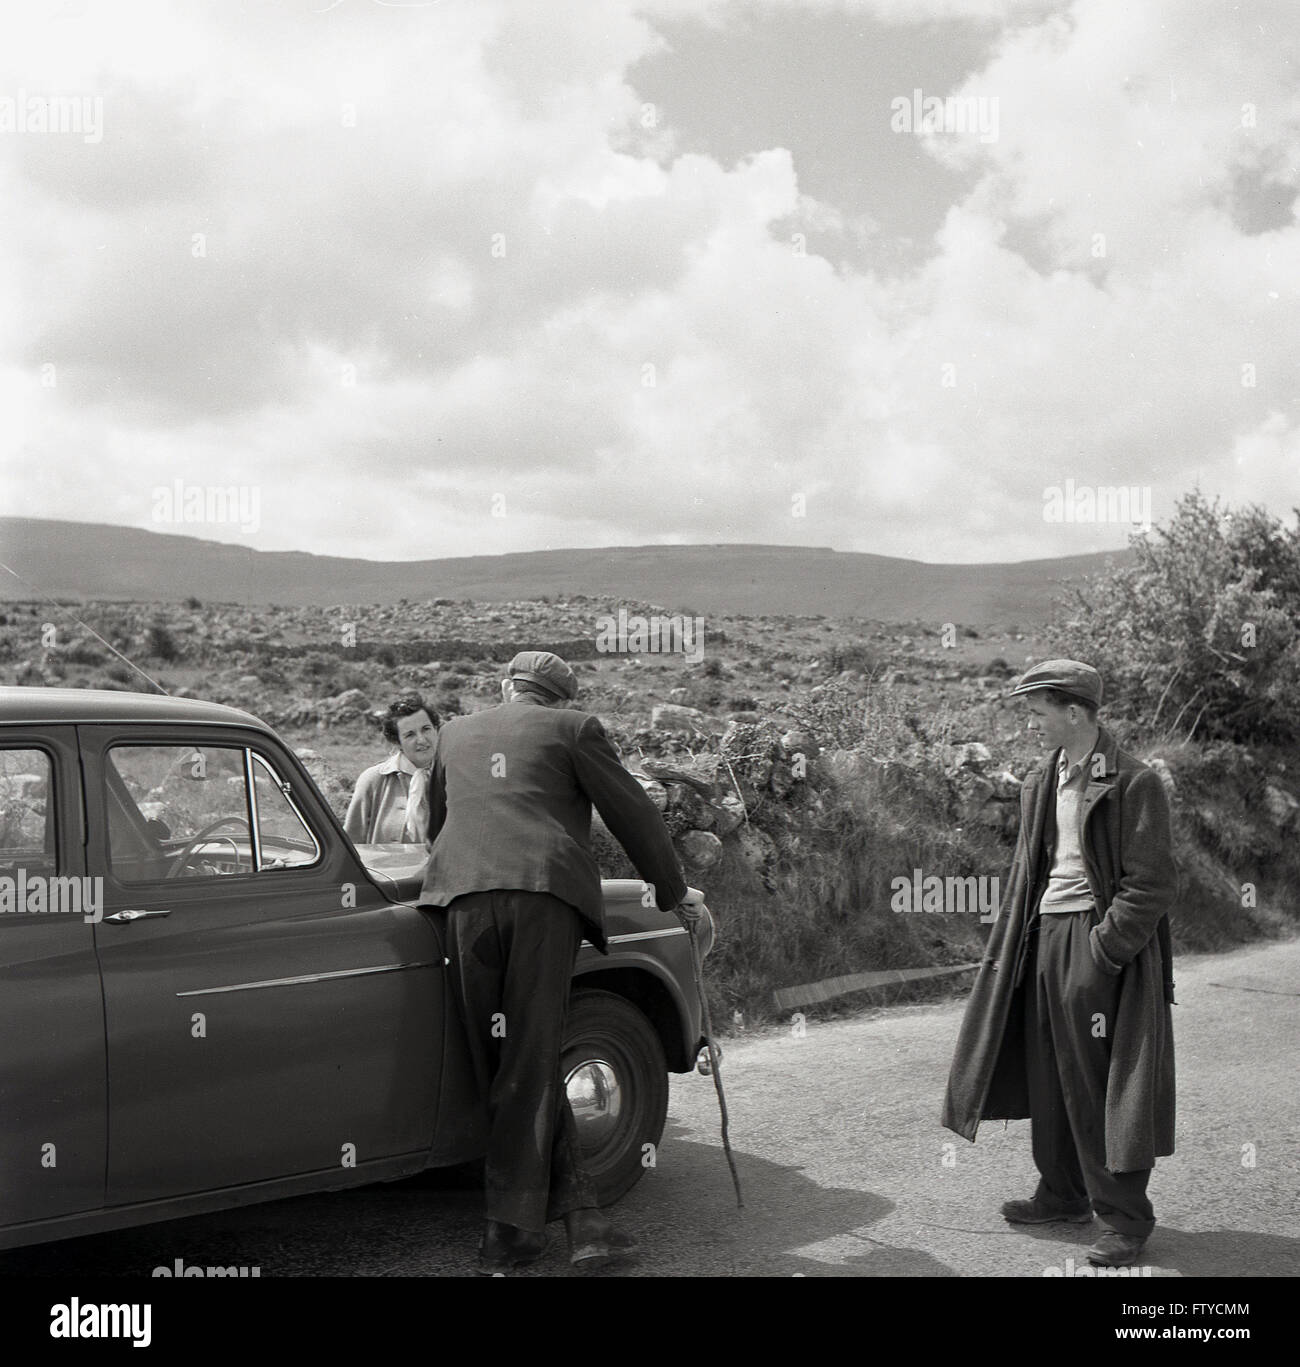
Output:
(417, 695), (688, 952)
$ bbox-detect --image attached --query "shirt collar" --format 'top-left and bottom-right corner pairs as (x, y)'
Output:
(1056, 748), (1090, 785)
(378, 752), (416, 775)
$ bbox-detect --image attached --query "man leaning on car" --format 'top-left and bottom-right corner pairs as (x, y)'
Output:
(418, 649), (698, 1274)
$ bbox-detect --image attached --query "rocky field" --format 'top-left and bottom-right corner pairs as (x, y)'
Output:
(3, 595), (1296, 1022)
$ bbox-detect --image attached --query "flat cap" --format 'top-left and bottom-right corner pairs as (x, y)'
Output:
(508, 649), (579, 701)
(1007, 658), (1102, 709)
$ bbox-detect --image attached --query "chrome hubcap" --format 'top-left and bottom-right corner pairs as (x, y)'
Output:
(564, 1059), (622, 1146)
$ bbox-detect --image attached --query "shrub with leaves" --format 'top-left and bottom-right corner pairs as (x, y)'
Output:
(1054, 490), (1300, 744)
(781, 676), (923, 758)
(146, 622), (181, 664)
(64, 640), (108, 667)
(827, 640), (882, 675)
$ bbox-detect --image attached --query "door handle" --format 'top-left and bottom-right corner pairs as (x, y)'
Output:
(103, 909), (172, 923)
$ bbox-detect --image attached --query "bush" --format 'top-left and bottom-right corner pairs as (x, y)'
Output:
(828, 641), (882, 675)
(1054, 491), (1300, 744)
(334, 666), (370, 693)
(146, 622), (180, 663)
(782, 677), (921, 757)
(698, 753), (1001, 1025)
(64, 641), (108, 667)
(698, 681), (724, 708)
(303, 652), (337, 679)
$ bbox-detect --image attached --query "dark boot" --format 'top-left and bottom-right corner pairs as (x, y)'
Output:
(476, 1219), (547, 1275)
(1001, 1196), (1093, 1225)
(1086, 1231), (1147, 1266)
(565, 1208), (639, 1268)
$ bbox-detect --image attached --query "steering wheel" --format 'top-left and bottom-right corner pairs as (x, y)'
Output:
(166, 816), (251, 878)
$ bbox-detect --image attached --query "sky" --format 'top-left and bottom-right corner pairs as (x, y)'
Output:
(1, 0), (1298, 564)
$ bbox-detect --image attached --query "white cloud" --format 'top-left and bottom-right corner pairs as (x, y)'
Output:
(650, 0), (1056, 20)
(2, 0), (1298, 565)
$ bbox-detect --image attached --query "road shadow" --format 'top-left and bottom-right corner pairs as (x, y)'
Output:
(1145, 1227), (1300, 1277)
(911, 1212), (1300, 1278)
(0, 1172), (491, 1278)
(8, 1141), (1294, 1277)
(0, 1123), (960, 1277)
(585, 1119), (959, 1277)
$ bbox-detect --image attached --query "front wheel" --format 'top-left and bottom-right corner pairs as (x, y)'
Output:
(561, 989), (668, 1207)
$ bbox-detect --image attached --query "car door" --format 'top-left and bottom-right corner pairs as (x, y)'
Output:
(0, 727), (105, 1229)
(81, 723), (445, 1207)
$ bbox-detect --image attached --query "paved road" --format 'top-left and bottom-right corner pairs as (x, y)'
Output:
(5, 937), (1298, 1278)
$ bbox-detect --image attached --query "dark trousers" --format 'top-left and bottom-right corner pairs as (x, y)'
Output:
(444, 889), (598, 1233)
(1025, 910), (1156, 1238)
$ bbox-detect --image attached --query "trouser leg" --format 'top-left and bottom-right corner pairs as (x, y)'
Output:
(545, 1080), (598, 1224)
(1025, 920), (1091, 1214)
(445, 889), (596, 1234)
(1037, 912), (1155, 1239)
(445, 892), (503, 1107)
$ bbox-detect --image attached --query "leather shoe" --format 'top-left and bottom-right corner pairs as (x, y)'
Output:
(476, 1220), (547, 1275)
(1001, 1197), (1093, 1225)
(566, 1209), (639, 1268)
(1087, 1231), (1147, 1266)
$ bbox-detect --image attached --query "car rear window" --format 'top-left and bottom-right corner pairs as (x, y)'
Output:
(0, 748), (55, 877)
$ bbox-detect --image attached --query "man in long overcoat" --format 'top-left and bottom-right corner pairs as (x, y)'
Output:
(942, 659), (1177, 1266)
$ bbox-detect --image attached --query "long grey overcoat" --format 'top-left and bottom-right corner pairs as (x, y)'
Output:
(941, 726), (1178, 1171)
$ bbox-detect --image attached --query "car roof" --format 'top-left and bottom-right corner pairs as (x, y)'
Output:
(0, 686), (271, 731)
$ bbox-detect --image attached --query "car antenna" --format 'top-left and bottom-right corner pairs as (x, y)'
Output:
(0, 558), (170, 696)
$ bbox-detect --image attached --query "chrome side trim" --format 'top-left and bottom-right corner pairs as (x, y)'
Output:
(604, 927), (688, 945)
(176, 961), (437, 997)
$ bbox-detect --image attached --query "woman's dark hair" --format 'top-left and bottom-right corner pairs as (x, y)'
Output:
(382, 694), (439, 744)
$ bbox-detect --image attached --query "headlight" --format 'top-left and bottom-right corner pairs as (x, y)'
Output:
(696, 903), (715, 958)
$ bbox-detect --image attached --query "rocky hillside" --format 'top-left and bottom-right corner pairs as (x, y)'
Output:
(0, 517), (1131, 622)
(2, 593), (1296, 1020)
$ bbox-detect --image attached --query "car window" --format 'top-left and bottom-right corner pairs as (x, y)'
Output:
(106, 743), (322, 883)
(251, 753), (321, 870)
(108, 745), (249, 882)
(0, 748), (55, 877)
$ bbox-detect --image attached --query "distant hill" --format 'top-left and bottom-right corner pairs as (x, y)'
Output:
(0, 518), (1132, 624)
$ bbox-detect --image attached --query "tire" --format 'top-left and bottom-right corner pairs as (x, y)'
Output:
(560, 988), (669, 1207)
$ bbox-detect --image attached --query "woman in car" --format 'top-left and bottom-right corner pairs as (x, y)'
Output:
(343, 694), (439, 844)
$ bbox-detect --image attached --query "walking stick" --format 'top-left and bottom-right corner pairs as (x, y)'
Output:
(685, 914), (744, 1209)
